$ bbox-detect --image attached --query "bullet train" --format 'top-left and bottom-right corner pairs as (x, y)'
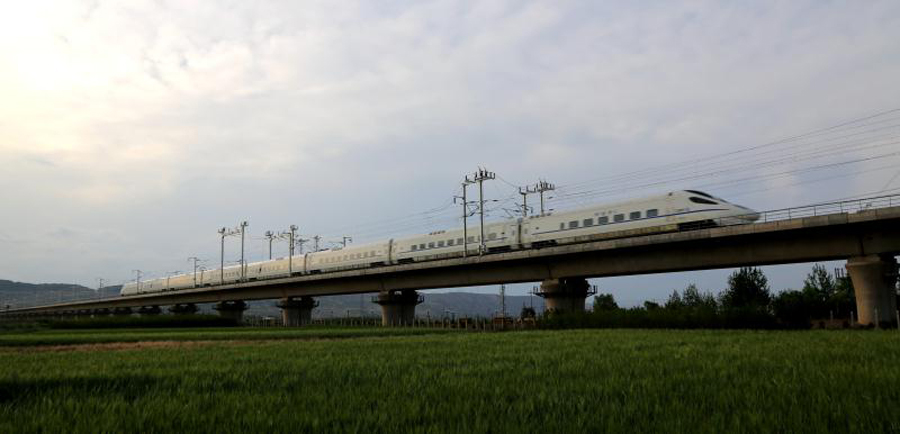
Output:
(120, 190), (759, 295)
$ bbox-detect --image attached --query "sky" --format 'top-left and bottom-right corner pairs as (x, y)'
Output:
(1, 1), (899, 307)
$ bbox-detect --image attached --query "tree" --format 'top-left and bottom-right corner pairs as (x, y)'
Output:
(772, 289), (813, 328)
(593, 294), (618, 311)
(802, 264), (835, 303)
(721, 267), (771, 310)
(520, 306), (536, 319)
(665, 284), (717, 311)
(664, 290), (684, 310)
(643, 301), (661, 310)
(829, 270), (856, 317)
(681, 284), (718, 311)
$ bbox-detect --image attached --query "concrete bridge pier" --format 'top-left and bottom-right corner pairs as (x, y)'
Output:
(846, 255), (899, 327)
(535, 278), (596, 313)
(112, 307), (133, 316)
(277, 296), (318, 327)
(168, 303), (199, 315)
(214, 300), (247, 323)
(137, 305), (162, 316)
(374, 290), (423, 326)
(93, 308), (112, 316)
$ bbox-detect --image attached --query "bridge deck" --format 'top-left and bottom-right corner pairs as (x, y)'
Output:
(6, 203), (900, 315)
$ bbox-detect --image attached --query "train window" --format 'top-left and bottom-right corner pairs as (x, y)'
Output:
(488, 233), (497, 240)
(614, 214), (624, 222)
(447, 239), (454, 246)
(419, 243), (426, 249)
(467, 236), (475, 243)
(371, 251), (376, 256)
(630, 211), (641, 220)
(457, 238), (464, 244)
(428, 242), (435, 248)
(583, 218), (593, 227)
(569, 221), (578, 229)
(598, 216), (609, 224)
(685, 190), (714, 199)
(560, 223), (565, 230)
(438, 241), (445, 247)
(689, 197), (717, 205)
(647, 209), (659, 218)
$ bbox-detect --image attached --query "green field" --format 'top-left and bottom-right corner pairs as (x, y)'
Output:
(1, 328), (899, 433)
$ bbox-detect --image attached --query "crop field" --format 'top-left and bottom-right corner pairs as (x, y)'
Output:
(1, 328), (899, 433)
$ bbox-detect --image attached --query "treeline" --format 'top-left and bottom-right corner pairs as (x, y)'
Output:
(540, 265), (866, 329)
(45, 315), (239, 329)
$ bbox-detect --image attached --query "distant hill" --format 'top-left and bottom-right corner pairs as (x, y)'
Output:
(0, 280), (120, 308)
(1, 279), (550, 318)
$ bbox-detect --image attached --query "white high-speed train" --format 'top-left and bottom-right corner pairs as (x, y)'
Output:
(120, 190), (758, 295)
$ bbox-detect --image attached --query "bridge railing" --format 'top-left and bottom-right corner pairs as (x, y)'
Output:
(715, 193), (900, 227)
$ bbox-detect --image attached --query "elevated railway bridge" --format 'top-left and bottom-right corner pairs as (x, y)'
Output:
(3, 195), (900, 326)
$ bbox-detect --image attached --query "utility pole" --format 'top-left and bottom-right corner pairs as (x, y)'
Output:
(534, 180), (555, 215)
(166, 271), (180, 289)
(288, 225), (297, 275)
(470, 167), (496, 254)
(265, 231), (276, 260)
(519, 185), (538, 217)
(341, 236), (352, 248)
(218, 227), (227, 284)
(133, 269), (142, 292)
(296, 237), (309, 255)
(97, 278), (104, 300)
(313, 235), (321, 252)
(218, 223), (245, 284)
(188, 257), (201, 288)
(239, 221), (248, 281)
(500, 284), (507, 318)
(456, 176), (476, 257)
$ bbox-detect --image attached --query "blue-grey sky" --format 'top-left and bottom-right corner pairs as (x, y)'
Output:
(1, 1), (899, 306)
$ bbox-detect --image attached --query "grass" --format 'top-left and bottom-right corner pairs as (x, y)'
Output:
(0, 328), (899, 432)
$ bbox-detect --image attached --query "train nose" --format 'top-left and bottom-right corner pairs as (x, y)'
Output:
(738, 209), (760, 222)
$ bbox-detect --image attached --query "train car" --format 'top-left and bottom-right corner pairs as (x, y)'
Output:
(391, 220), (515, 263)
(246, 256), (295, 280)
(306, 241), (392, 273)
(121, 281), (138, 296)
(520, 190), (757, 248)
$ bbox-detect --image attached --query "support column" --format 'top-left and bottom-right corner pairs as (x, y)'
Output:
(112, 307), (133, 316)
(214, 300), (247, 323)
(846, 255), (898, 327)
(93, 308), (113, 317)
(137, 305), (162, 316)
(168, 303), (199, 315)
(373, 290), (423, 326)
(277, 296), (318, 326)
(534, 278), (596, 314)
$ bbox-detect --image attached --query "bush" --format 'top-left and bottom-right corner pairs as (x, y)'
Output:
(539, 307), (782, 330)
